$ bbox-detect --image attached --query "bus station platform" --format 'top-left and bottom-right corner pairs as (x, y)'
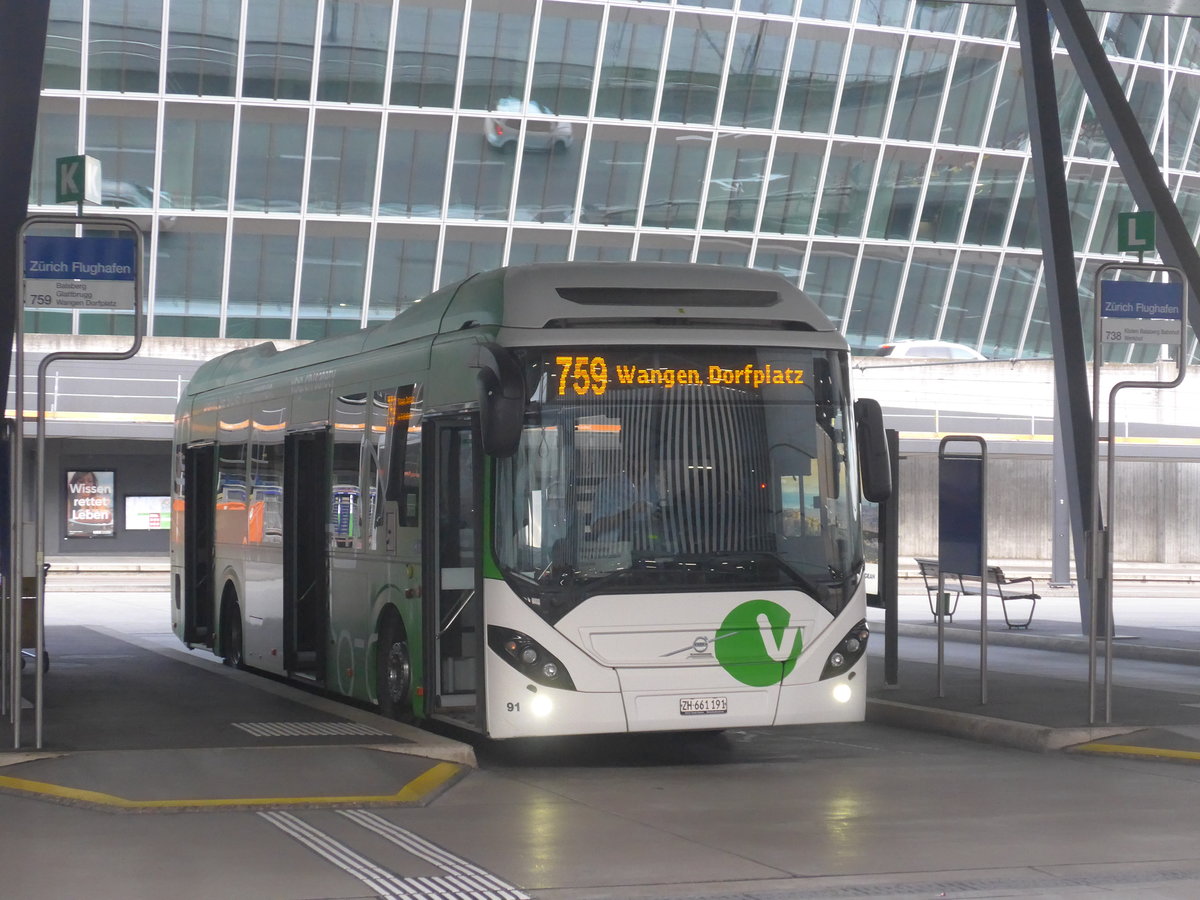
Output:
(3, 555), (1199, 817)
(866, 565), (1200, 764)
(2, 618), (474, 813)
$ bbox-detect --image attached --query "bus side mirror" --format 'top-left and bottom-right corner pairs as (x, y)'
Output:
(477, 342), (525, 458)
(854, 397), (892, 503)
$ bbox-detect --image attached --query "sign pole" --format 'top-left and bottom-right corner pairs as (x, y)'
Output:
(10, 233), (25, 747)
(1091, 259), (1186, 724)
(11, 153), (104, 747)
(17, 211), (142, 749)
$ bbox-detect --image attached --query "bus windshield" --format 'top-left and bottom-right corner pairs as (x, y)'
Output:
(494, 346), (862, 621)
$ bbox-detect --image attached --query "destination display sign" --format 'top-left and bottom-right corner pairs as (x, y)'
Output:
(554, 354), (806, 397)
(22, 235), (138, 310)
(1099, 280), (1183, 345)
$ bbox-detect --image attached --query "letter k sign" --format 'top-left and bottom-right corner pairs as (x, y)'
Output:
(55, 154), (101, 205)
(59, 160), (79, 198)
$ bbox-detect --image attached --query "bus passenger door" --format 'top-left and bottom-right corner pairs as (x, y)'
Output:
(283, 430), (329, 683)
(424, 417), (484, 731)
(183, 445), (216, 645)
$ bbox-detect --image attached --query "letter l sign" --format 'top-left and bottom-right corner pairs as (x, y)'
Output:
(1117, 211), (1155, 253)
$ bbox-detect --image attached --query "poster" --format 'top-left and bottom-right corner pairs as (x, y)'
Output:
(125, 495), (171, 531)
(66, 470), (115, 538)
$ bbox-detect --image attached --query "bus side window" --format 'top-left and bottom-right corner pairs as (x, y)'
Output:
(249, 440), (284, 544)
(333, 391), (368, 551)
(365, 436), (385, 552)
(172, 443), (186, 547)
(330, 439), (362, 549)
(215, 442), (248, 545)
(385, 385), (421, 527)
(367, 384), (420, 551)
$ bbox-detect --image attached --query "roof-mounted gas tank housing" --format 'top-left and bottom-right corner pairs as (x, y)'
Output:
(437, 261), (835, 334)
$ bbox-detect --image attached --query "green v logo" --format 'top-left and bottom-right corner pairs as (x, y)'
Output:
(714, 600), (803, 686)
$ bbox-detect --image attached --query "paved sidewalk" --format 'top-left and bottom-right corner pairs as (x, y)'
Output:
(4, 592), (476, 811)
(868, 574), (1200, 761)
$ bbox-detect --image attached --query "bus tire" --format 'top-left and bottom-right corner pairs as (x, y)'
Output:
(221, 590), (244, 669)
(377, 615), (413, 721)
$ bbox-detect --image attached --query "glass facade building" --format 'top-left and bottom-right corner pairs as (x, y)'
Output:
(26, 0), (1200, 361)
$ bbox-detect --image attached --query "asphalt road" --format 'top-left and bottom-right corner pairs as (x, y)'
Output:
(2, 587), (1200, 898)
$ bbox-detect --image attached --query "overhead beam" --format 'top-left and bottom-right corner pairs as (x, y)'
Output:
(1046, 0), (1200, 345)
(0, 1), (51, 585)
(1016, 0), (1200, 637)
(972, 0), (1200, 16)
(0, 0), (51, 408)
(1014, 0), (1099, 635)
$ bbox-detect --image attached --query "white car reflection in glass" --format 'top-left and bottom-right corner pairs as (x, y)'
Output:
(485, 98), (574, 152)
(875, 340), (987, 360)
(101, 179), (176, 230)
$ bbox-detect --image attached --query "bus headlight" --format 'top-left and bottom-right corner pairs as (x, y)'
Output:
(832, 683), (853, 704)
(820, 619), (869, 680)
(530, 694), (554, 717)
(487, 626), (576, 690)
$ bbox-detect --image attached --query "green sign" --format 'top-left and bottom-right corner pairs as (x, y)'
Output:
(55, 154), (102, 206)
(714, 599), (804, 686)
(1117, 211), (1155, 253)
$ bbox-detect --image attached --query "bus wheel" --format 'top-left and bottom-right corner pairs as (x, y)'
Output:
(377, 618), (412, 721)
(221, 594), (244, 668)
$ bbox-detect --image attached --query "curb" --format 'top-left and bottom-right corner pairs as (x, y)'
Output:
(866, 698), (1137, 752)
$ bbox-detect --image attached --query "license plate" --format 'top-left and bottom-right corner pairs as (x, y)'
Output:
(680, 696), (727, 716)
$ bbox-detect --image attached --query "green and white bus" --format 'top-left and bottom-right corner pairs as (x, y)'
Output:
(170, 262), (890, 739)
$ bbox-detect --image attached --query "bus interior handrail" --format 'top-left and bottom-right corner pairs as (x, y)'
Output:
(439, 590), (476, 637)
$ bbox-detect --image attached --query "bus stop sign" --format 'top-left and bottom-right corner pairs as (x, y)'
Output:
(22, 234), (137, 311)
(1099, 280), (1183, 344)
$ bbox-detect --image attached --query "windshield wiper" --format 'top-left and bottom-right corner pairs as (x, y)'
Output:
(706, 551), (823, 597)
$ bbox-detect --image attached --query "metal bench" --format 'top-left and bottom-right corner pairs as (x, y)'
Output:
(914, 557), (959, 620)
(914, 557), (1038, 629)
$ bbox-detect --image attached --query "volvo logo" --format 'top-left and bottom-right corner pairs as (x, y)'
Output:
(662, 632), (726, 658)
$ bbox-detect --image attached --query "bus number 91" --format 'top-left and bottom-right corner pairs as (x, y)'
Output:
(556, 355), (608, 397)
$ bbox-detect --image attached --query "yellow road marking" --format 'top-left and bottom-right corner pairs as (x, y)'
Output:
(1073, 742), (1200, 762)
(0, 760), (462, 810)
